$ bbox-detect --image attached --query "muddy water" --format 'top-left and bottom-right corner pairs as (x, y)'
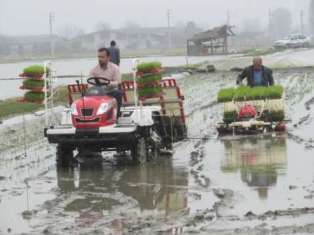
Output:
(1, 69), (314, 234)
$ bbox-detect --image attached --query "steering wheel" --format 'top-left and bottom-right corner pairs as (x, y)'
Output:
(87, 77), (111, 86)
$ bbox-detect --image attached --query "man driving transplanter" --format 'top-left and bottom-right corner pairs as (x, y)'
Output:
(237, 57), (274, 87)
(90, 47), (123, 116)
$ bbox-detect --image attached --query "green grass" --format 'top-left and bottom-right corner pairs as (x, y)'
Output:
(0, 85), (70, 119)
(218, 85), (284, 102)
(0, 99), (43, 119)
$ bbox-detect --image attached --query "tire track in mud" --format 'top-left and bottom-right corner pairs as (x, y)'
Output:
(2, 69), (314, 234)
(177, 69), (314, 234)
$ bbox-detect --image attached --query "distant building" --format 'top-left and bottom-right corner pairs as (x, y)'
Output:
(0, 34), (64, 56)
(69, 27), (174, 51)
(187, 25), (235, 56)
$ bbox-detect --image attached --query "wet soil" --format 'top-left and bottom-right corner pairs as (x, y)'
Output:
(1, 67), (314, 234)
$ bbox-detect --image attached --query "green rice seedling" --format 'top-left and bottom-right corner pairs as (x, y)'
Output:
(22, 79), (45, 89)
(234, 86), (250, 101)
(270, 110), (285, 121)
(137, 62), (162, 72)
(24, 92), (45, 102)
(23, 65), (47, 77)
(138, 87), (162, 97)
(218, 85), (284, 102)
(137, 74), (162, 85)
(223, 111), (237, 123)
(217, 88), (235, 102)
(266, 85), (284, 99)
(250, 86), (267, 100)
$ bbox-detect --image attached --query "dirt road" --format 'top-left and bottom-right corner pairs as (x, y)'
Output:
(1, 66), (314, 234)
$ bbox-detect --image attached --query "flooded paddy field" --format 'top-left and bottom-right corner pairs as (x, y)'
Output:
(1, 67), (314, 234)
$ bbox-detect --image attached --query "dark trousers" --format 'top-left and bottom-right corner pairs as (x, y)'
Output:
(107, 90), (123, 116)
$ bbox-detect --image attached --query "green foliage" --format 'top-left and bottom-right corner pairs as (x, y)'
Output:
(217, 85), (284, 102)
(0, 99), (43, 119)
(23, 65), (46, 77)
(137, 62), (162, 72)
(0, 86), (68, 119)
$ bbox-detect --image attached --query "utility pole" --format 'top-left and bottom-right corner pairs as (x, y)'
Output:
(49, 12), (55, 58)
(268, 9), (273, 40)
(167, 9), (172, 49)
(300, 10), (304, 35)
(226, 10), (230, 26)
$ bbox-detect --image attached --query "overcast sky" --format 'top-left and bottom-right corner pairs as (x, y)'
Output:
(0, 0), (310, 35)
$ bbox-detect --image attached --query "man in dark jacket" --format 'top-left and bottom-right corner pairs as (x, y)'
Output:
(108, 40), (120, 66)
(237, 57), (274, 87)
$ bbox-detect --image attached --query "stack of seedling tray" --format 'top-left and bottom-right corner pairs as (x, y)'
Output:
(217, 86), (285, 123)
(136, 62), (162, 99)
(20, 65), (48, 103)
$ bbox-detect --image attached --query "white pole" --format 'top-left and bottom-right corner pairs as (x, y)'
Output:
(44, 61), (49, 127)
(132, 59), (140, 121)
(49, 12), (55, 58)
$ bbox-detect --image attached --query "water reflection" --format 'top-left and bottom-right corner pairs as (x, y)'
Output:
(222, 136), (287, 199)
(56, 157), (189, 230)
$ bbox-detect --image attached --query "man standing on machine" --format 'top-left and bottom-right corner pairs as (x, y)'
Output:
(90, 47), (123, 116)
(237, 57), (274, 87)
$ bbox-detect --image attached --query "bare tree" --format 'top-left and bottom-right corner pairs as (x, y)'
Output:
(95, 21), (111, 32)
(124, 21), (141, 30)
(241, 18), (262, 35)
(58, 24), (85, 40)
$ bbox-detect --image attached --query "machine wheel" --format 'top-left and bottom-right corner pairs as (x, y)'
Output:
(131, 138), (148, 164)
(56, 144), (75, 167)
(147, 140), (160, 161)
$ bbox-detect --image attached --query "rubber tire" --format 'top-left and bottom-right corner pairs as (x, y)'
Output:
(56, 144), (74, 167)
(131, 138), (147, 164)
(148, 140), (160, 161)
